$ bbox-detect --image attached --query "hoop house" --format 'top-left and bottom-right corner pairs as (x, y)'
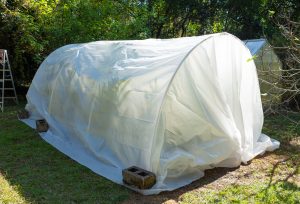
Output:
(23, 33), (279, 194)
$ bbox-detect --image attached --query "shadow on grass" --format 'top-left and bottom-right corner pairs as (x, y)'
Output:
(1, 104), (237, 204)
(123, 114), (300, 204)
(123, 167), (240, 204)
(1, 104), (299, 204)
(238, 156), (300, 204)
(123, 150), (299, 204)
(0, 104), (129, 203)
(261, 151), (299, 203)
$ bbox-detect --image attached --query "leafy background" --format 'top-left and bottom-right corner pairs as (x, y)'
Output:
(0, 0), (299, 86)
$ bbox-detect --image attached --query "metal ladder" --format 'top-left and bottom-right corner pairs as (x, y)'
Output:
(0, 49), (18, 112)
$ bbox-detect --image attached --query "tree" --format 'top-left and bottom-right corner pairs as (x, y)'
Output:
(0, 0), (299, 90)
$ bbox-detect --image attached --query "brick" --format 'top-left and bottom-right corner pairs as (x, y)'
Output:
(122, 166), (156, 189)
(17, 109), (30, 119)
(36, 119), (49, 132)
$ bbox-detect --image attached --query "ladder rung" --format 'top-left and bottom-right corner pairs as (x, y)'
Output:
(1, 51), (18, 112)
(0, 79), (13, 81)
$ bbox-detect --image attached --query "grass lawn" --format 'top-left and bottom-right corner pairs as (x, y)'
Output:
(0, 103), (299, 204)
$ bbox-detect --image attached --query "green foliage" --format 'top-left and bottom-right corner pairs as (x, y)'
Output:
(0, 0), (299, 84)
(0, 2), (44, 83)
(0, 0), (149, 84)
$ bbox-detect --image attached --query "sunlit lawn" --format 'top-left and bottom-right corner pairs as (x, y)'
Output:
(0, 104), (129, 203)
(0, 103), (299, 204)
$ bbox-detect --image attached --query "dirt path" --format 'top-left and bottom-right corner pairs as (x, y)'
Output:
(122, 142), (300, 204)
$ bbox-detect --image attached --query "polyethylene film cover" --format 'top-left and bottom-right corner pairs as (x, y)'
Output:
(22, 32), (279, 195)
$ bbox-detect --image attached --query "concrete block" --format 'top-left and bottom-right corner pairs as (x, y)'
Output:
(122, 166), (156, 189)
(36, 119), (49, 132)
(17, 109), (29, 119)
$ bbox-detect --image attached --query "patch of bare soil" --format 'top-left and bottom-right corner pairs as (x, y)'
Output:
(122, 147), (299, 204)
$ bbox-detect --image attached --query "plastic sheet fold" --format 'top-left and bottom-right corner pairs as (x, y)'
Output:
(22, 32), (279, 194)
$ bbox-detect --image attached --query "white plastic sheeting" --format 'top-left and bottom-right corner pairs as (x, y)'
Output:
(22, 32), (279, 195)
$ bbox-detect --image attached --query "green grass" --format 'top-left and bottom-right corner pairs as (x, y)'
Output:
(0, 104), (129, 203)
(180, 181), (300, 204)
(178, 113), (300, 204)
(0, 104), (299, 203)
